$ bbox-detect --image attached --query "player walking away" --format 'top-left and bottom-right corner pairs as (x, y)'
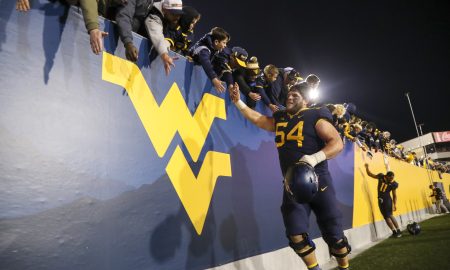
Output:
(364, 164), (402, 238)
(229, 82), (351, 270)
(429, 184), (449, 214)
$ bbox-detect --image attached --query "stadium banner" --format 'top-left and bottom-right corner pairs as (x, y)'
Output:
(433, 131), (450, 143)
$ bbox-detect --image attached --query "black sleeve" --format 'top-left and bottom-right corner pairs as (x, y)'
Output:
(221, 71), (233, 87)
(314, 106), (334, 126)
(197, 49), (218, 81)
(213, 51), (233, 86)
(233, 71), (252, 95)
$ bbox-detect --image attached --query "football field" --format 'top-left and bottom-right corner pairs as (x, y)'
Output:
(350, 214), (450, 269)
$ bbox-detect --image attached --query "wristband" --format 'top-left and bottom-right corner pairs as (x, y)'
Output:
(300, 151), (327, 167)
(234, 100), (247, 110)
(311, 150), (327, 165)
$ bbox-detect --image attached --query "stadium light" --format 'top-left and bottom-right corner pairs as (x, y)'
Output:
(309, 88), (319, 100)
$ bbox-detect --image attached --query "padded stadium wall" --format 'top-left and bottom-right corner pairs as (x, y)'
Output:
(0, 3), (448, 270)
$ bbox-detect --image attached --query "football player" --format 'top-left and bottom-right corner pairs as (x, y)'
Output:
(229, 82), (351, 270)
(364, 164), (402, 237)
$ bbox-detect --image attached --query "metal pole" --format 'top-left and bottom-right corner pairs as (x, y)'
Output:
(405, 93), (433, 184)
(418, 123), (434, 182)
(405, 92), (421, 139)
(418, 123), (428, 158)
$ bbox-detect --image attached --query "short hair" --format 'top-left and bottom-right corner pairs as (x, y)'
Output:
(263, 64), (279, 76)
(288, 81), (309, 99)
(326, 104), (336, 113)
(386, 171), (394, 177)
(429, 184), (434, 188)
(210, 27), (230, 42)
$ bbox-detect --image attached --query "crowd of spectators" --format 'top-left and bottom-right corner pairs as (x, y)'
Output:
(326, 102), (449, 175)
(16, 0), (448, 175)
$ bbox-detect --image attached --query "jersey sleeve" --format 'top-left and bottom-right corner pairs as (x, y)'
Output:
(314, 107), (333, 125)
(272, 111), (285, 125)
(393, 182), (399, 190)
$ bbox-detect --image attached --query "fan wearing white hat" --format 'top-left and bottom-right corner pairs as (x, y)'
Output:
(145, 0), (184, 75)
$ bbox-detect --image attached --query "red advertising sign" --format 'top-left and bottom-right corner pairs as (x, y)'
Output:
(433, 131), (450, 143)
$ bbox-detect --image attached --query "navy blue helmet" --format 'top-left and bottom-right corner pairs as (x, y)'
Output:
(407, 221), (421, 235)
(284, 161), (319, 203)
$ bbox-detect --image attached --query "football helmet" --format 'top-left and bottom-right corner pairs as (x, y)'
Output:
(284, 161), (319, 203)
(407, 221), (421, 235)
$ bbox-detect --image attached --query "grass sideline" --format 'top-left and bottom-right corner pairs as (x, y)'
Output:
(349, 214), (450, 269)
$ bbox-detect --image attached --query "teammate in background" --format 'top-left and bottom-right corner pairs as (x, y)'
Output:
(429, 185), (449, 214)
(189, 27), (230, 93)
(364, 164), (402, 238)
(229, 83), (351, 270)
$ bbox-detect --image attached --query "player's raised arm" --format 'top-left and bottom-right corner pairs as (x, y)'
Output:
(229, 83), (275, 132)
(364, 163), (378, 179)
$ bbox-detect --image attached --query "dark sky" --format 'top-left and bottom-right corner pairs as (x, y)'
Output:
(184, 0), (450, 142)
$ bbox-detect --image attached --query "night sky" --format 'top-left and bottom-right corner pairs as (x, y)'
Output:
(184, 0), (450, 142)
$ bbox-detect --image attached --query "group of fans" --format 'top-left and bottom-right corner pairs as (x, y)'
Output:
(326, 103), (449, 175)
(16, 0), (448, 174)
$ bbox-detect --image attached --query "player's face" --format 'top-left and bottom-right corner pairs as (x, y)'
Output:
(387, 175), (394, 182)
(286, 90), (306, 113)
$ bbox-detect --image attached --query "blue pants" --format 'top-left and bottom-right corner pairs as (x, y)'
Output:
(281, 173), (344, 245)
(378, 197), (393, 218)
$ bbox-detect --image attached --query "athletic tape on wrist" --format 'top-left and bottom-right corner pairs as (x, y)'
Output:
(312, 150), (326, 164)
(235, 100), (247, 110)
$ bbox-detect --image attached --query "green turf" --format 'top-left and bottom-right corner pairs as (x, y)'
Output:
(349, 214), (450, 270)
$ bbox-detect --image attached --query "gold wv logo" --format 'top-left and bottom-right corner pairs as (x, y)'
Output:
(102, 52), (231, 235)
(102, 52), (226, 161)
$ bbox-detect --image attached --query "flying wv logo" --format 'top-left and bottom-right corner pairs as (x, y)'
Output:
(101, 52), (231, 235)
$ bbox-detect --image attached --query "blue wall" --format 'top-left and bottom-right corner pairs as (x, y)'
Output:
(0, 3), (354, 269)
